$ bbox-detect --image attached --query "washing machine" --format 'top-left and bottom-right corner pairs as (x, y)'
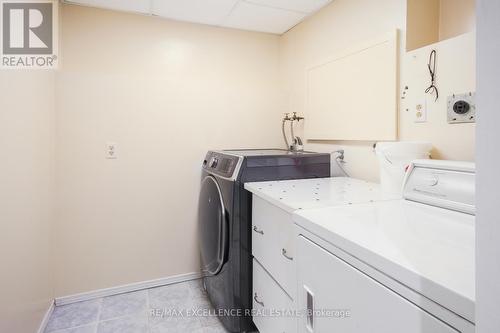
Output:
(198, 149), (330, 332)
(293, 160), (475, 332)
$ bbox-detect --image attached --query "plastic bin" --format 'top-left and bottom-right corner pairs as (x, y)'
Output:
(375, 141), (432, 195)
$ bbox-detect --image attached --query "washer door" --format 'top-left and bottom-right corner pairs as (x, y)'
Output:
(199, 176), (228, 276)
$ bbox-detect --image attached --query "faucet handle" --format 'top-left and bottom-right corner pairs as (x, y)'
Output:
(333, 149), (345, 161)
(292, 112), (304, 121)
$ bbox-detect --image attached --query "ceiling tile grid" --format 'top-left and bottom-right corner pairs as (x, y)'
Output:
(243, 0), (332, 14)
(63, 0), (333, 34)
(66, 0), (152, 14)
(151, 0), (239, 26)
(222, 1), (307, 34)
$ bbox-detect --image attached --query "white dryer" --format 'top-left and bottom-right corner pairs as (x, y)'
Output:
(293, 160), (475, 333)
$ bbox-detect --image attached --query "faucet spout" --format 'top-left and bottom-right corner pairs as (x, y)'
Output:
(282, 113), (304, 151)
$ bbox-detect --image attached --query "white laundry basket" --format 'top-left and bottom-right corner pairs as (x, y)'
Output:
(375, 141), (432, 195)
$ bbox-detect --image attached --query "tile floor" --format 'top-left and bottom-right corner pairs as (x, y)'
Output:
(44, 280), (230, 333)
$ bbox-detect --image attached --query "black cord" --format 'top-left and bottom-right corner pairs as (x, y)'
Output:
(425, 50), (439, 101)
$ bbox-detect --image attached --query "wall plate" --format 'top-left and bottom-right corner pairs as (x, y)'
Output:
(106, 142), (117, 159)
(447, 92), (476, 124)
(414, 98), (427, 123)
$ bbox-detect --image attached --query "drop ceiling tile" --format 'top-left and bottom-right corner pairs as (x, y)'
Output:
(151, 0), (239, 26)
(222, 1), (306, 34)
(244, 0), (332, 14)
(65, 0), (151, 14)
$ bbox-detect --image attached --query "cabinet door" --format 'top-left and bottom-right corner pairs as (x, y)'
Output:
(296, 236), (459, 333)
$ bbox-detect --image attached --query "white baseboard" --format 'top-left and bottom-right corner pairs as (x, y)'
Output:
(55, 272), (202, 306)
(37, 300), (55, 333)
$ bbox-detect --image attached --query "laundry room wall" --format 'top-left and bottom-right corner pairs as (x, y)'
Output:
(399, 32), (476, 163)
(439, 0), (476, 40)
(54, 4), (284, 297)
(0, 71), (56, 332)
(279, 0), (476, 182)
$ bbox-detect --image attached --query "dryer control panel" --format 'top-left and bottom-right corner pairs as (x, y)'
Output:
(202, 151), (242, 180)
(403, 159), (475, 215)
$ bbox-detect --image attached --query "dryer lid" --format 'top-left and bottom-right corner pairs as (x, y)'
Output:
(292, 199), (475, 321)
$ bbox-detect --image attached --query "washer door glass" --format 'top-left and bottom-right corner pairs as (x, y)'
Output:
(199, 176), (228, 276)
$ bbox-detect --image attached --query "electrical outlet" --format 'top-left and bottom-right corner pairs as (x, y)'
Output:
(106, 142), (117, 159)
(447, 92), (476, 124)
(414, 99), (427, 123)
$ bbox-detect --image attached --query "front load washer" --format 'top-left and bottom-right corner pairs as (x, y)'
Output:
(198, 149), (330, 332)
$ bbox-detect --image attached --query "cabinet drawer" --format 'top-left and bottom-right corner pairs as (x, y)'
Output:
(252, 196), (295, 298)
(253, 259), (296, 333)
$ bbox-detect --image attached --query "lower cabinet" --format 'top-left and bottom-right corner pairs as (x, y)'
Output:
(252, 196), (296, 299)
(296, 236), (459, 333)
(253, 259), (296, 333)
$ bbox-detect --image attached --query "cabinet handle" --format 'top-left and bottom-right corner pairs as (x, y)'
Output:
(305, 286), (314, 332)
(282, 248), (293, 261)
(254, 293), (265, 307)
(253, 226), (264, 235)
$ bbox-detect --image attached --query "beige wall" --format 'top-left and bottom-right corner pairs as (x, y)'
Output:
(54, 4), (284, 297)
(0, 71), (55, 332)
(407, 0), (440, 51)
(279, 0), (407, 181)
(440, 0), (476, 40)
(400, 32), (476, 161)
(279, 0), (475, 182)
(0, 0), (477, 314)
(407, 0), (476, 51)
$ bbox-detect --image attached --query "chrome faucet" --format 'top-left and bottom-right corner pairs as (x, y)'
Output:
(291, 136), (303, 152)
(282, 112), (304, 152)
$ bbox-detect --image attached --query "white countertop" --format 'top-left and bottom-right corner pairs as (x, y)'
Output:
(244, 177), (400, 213)
(293, 200), (475, 322)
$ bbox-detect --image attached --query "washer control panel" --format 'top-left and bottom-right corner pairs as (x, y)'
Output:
(202, 151), (242, 179)
(403, 160), (475, 215)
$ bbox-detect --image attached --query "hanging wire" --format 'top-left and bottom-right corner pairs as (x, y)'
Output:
(425, 50), (439, 101)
